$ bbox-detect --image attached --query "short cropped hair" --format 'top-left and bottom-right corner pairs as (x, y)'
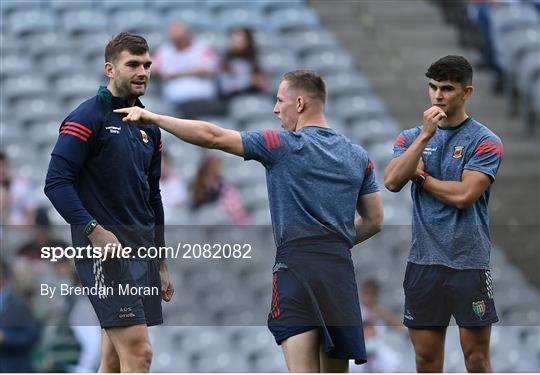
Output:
(426, 55), (473, 86)
(282, 70), (326, 105)
(105, 32), (149, 64)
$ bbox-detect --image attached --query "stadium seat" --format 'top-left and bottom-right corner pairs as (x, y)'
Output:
(8, 10), (56, 36)
(302, 50), (356, 76)
(49, 0), (96, 14)
(349, 117), (400, 145)
(254, 0), (307, 15)
(152, 0), (200, 14)
(252, 351), (289, 373)
(515, 50), (540, 110)
(40, 52), (88, 82)
(267, 7), (321, 33)
(165, 8), (215, 32)
(112, 10), (162, 34)
(284, 29), (340, 57)
(61, 9), (108, 36)
(2, 74), (49, 104)
(103, 0), (146, 13)
(25, 31), (74, 60)
(215, 8), (267, 32)
(197, 30), (229, 54)
(260, 50), (300, 76)
(54, 74), (103, 103)
(192, 347), (251, 372)
(229, 94), (276, 124)
(1, 0), (37, 16)
(233, 327), (276, 358)
(324, 71), (374, 100)
(490, 3), (539, 69)
(0, 33), (20, 56)
(330, 95), (387, 123)
(205, 0), (258, 14)
(13, 98), (62, 127)
(0, 54), (33, 80)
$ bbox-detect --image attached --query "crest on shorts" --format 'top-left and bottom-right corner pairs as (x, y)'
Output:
(453, 146), (464, 159)
(472, 300), (486, 319)
(140, 130), (149, 143)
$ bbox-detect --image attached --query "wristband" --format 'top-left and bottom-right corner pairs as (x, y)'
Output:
(416, 171), (429, 187)
(84, 219), (98, 237)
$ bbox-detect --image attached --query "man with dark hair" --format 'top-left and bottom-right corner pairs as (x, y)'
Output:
(115, 69), (384, 372)
(384, 55), (502, 372)
(45, 31), (174, 373)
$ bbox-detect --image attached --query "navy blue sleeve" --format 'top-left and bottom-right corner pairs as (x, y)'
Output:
(44, 109), (98, 226)
(148, 128), (164, 248)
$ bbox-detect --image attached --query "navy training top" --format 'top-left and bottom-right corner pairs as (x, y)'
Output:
(44, 86), (164, 252)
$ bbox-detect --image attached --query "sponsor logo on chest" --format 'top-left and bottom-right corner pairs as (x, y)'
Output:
(453, 146), (465, 159)
(423, 147), (438, 156)
(105, 125), (121, 134)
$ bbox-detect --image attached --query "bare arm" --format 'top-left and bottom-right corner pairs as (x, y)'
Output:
(420, 169), (492, 210)
(384, 106), (446, 192)
(383, 132), (431, 192)
(114, 107), (244, 156)
(354, 191), (384, 245)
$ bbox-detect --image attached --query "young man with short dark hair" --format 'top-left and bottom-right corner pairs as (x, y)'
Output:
(45, 32), (174, 373)
(115, 69), (384, 373)
(384, 55), (502, 372)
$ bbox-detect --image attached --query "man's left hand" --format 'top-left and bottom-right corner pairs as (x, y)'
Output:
(159, 261), (174, 302)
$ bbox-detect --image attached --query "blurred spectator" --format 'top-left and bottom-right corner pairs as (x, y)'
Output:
(191, 154), (250, 225)
(152, 21), (223, 118)
(360, 278), (403, 332)
(0, 260), (40, 373)
(160, 150), (188, 214)
(37, 259), (100, 373)
(218, 28), (268, 98)
(351, 320), (400, 373)
(0, 151), (37, 225)
(17, 207), (69, 260)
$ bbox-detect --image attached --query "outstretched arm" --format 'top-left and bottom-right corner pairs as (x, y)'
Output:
(354, 191), (384, 245)
(114, 107), (244, 156)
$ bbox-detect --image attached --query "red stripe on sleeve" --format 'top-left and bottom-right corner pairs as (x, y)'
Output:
(268, 130), (276, 148)
(394, 134), (406, 147)
(64, 121), (92, 135)
(262, 130), (272, 150)
(475, 142), (502, 157)
(270, 130), (281, 148)
(159, 140), (163, 152)
(61, 125), (90, 139)
(367, 159), (375, 172)
(60, 130), (88, 142)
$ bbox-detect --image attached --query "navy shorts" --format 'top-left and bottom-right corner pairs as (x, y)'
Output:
(75, 258), (163, 329)
(403, 262), (498, 327)
(267, 238), (367, 364)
